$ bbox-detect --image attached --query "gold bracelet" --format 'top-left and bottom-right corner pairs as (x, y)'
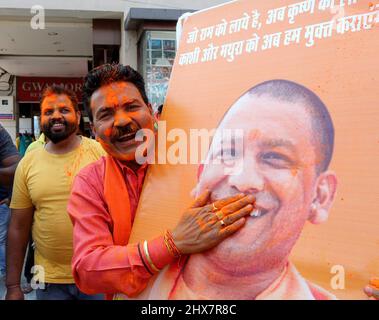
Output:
(143, 240), (160, 273)
(163, 230), (181, 258)
(163, 233), (175, 257)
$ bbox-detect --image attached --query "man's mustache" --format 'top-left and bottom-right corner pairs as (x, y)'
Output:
(110, 123), (140, 142)
(50, 119), (66, 125)
(44, 119), (67, 129)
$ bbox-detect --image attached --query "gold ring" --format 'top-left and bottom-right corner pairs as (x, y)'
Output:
(215, 210), (224, 220)
(212, 203), (218, 212)
(220, 220), (226, 227)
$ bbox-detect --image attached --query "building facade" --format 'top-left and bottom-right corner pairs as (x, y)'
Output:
(0, 0), (229, 141)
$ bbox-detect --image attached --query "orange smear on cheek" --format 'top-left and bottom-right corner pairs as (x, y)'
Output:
(104, 128), (112, 137)
(40, 116), (49, 126)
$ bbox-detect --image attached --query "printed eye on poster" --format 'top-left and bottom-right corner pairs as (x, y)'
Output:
(127, 0), (379, 300)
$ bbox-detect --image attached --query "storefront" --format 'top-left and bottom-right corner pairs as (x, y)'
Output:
(1, 2), (227, 142)
(125, 8), (194, 111)
(139, 30), (177, 109)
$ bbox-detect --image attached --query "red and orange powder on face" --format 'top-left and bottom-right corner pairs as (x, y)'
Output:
(104, 128), (112, 137)
(40, 94), (77, 125)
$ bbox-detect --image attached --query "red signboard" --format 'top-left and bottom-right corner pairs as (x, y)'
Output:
(17, 77), (84, 103)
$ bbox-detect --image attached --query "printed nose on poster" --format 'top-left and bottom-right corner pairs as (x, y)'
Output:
(228, 158), (264, 194)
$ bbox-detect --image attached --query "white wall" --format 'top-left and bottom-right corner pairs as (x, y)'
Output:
(0, 0), (230, 69)
(0, 0), (229, 12)
(18, 118), (32, 135)
(120, 12), (138, 69)
(124, 0), (230, 11)
(0, 0), (126, 12)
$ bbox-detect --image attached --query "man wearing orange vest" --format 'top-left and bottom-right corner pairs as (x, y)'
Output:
(67, 64), (255, 299)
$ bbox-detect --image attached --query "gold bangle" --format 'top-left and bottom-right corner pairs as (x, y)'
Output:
(163, 234), (175, 257)
(164, 229), (181, 258)
(143, 240), (160, 273)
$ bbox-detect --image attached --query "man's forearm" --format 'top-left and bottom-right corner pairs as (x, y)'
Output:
(72, 236), (174, 296)
(0, 163), (18, 187)
(6, 217), (32, 287)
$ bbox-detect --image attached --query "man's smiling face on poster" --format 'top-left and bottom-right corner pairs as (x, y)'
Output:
(194, 80), (337, 276)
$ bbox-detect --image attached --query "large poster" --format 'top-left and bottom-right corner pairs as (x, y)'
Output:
(129, 0), (379, 299)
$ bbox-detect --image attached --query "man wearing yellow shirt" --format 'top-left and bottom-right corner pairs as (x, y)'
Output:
(5, 85), (105, 300)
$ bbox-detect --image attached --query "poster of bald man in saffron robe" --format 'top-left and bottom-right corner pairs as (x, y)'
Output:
(125, 0), (379, 300)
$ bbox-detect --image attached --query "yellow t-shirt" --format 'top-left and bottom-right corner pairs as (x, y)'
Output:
(10, 136), (106, 283)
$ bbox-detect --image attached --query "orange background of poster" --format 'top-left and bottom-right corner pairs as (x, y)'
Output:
(130, 0), (379, 299)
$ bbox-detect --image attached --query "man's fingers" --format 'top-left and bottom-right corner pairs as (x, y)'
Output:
(201, 193), (245, 213)
(212, 194), (245, 209)
(219, 217), (246, 238)
(223, 204), (254, 225)
(190, 189), (211, 208)
(372, 289), (379, 299)
(364, 285), (379, 299)
(221, 195), (255, 215)
(366, 278), (379, 299)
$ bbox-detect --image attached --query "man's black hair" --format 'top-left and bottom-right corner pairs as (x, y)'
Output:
(82, 63), (149, 122)
(40, 84), (79, 112)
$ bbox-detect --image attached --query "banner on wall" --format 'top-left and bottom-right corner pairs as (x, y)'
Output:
(127, 0), (379, 300)
(16, 77), (84, 103)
